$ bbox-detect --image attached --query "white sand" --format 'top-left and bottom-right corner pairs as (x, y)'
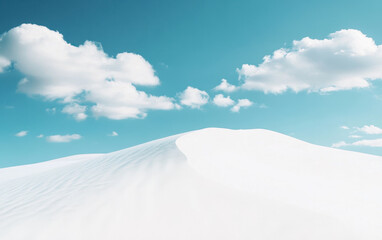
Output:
(0, 128), (381, 239)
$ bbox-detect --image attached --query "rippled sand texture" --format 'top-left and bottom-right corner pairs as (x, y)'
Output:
(1, 128), (381, 240)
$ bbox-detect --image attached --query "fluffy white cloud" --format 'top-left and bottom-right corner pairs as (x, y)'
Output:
(89, 81), (174, 119)
(357, 125), (382, 134)
(15, 130), (28, 137)
(179, 86), (209, 108)
(47, 134), (81, 143)
(62, 103), (87, 121)
(340, 126), (350, 130)
(0, 24), (176, 120)
(231, 99), (253, 112)
(37, 134), (44, 138)
(213, 94), (234, 107)
(237, 29), (382, 93)
(214, 79), (237, 92)
(109, 131), (118, 136)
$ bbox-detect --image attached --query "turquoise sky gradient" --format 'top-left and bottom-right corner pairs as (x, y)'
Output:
(2, 0), (382, 167)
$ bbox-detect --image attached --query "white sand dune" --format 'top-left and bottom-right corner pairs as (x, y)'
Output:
(1, 128), (381, 239)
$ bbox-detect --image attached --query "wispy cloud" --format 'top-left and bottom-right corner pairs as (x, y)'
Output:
(332, 138), (382, 148)
(46, 107), (56, 114)
(109, 131), (118, 137)
(46, 134), (81, 143)
(349, 135), (361, 139)
(15, 131), (28, 137)
(332, 141), (348, 148)
(352, 139), (382, 147)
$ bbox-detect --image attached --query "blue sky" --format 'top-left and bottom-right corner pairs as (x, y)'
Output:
(2, 0), (382, 167)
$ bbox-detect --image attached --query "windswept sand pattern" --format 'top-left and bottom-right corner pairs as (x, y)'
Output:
(0, 128), (381, 240)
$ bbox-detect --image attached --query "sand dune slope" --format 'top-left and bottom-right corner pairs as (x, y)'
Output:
(0, 128), (381, 240)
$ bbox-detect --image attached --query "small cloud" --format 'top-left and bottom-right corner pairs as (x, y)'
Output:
(357, 125), (382, 134)
(109, 131), (118, 137)
(332, 141), (348, 148)
(179, 86), (209, 109)
(15, 130), (28, 137)
(37, 134), (44, 138)
(214, 79), (237, 92)
(349, 135), (361, 139)
(46, 107), (56, 114)
(340, 126), (349, 130)
(213, 94), (235, 107)
(46, 134), (81, 143)
(159, 62), (169, 68)
(62, 103), (87, 121)
(76, 113), (87, 121)
(352, 138), (382, 147)
(231, 99), (253, 112)
(257, 103), (267, 109)
(332, 137), (382, 148)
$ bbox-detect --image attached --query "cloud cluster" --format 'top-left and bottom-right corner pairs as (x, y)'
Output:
(0, 24), (176, 120)
(237, 29), (382, 93)
(47, 134), (81, 143)
(333, 124), (382, 148)
(179, 86), (209, 108)
(212, 94), (253, 112)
